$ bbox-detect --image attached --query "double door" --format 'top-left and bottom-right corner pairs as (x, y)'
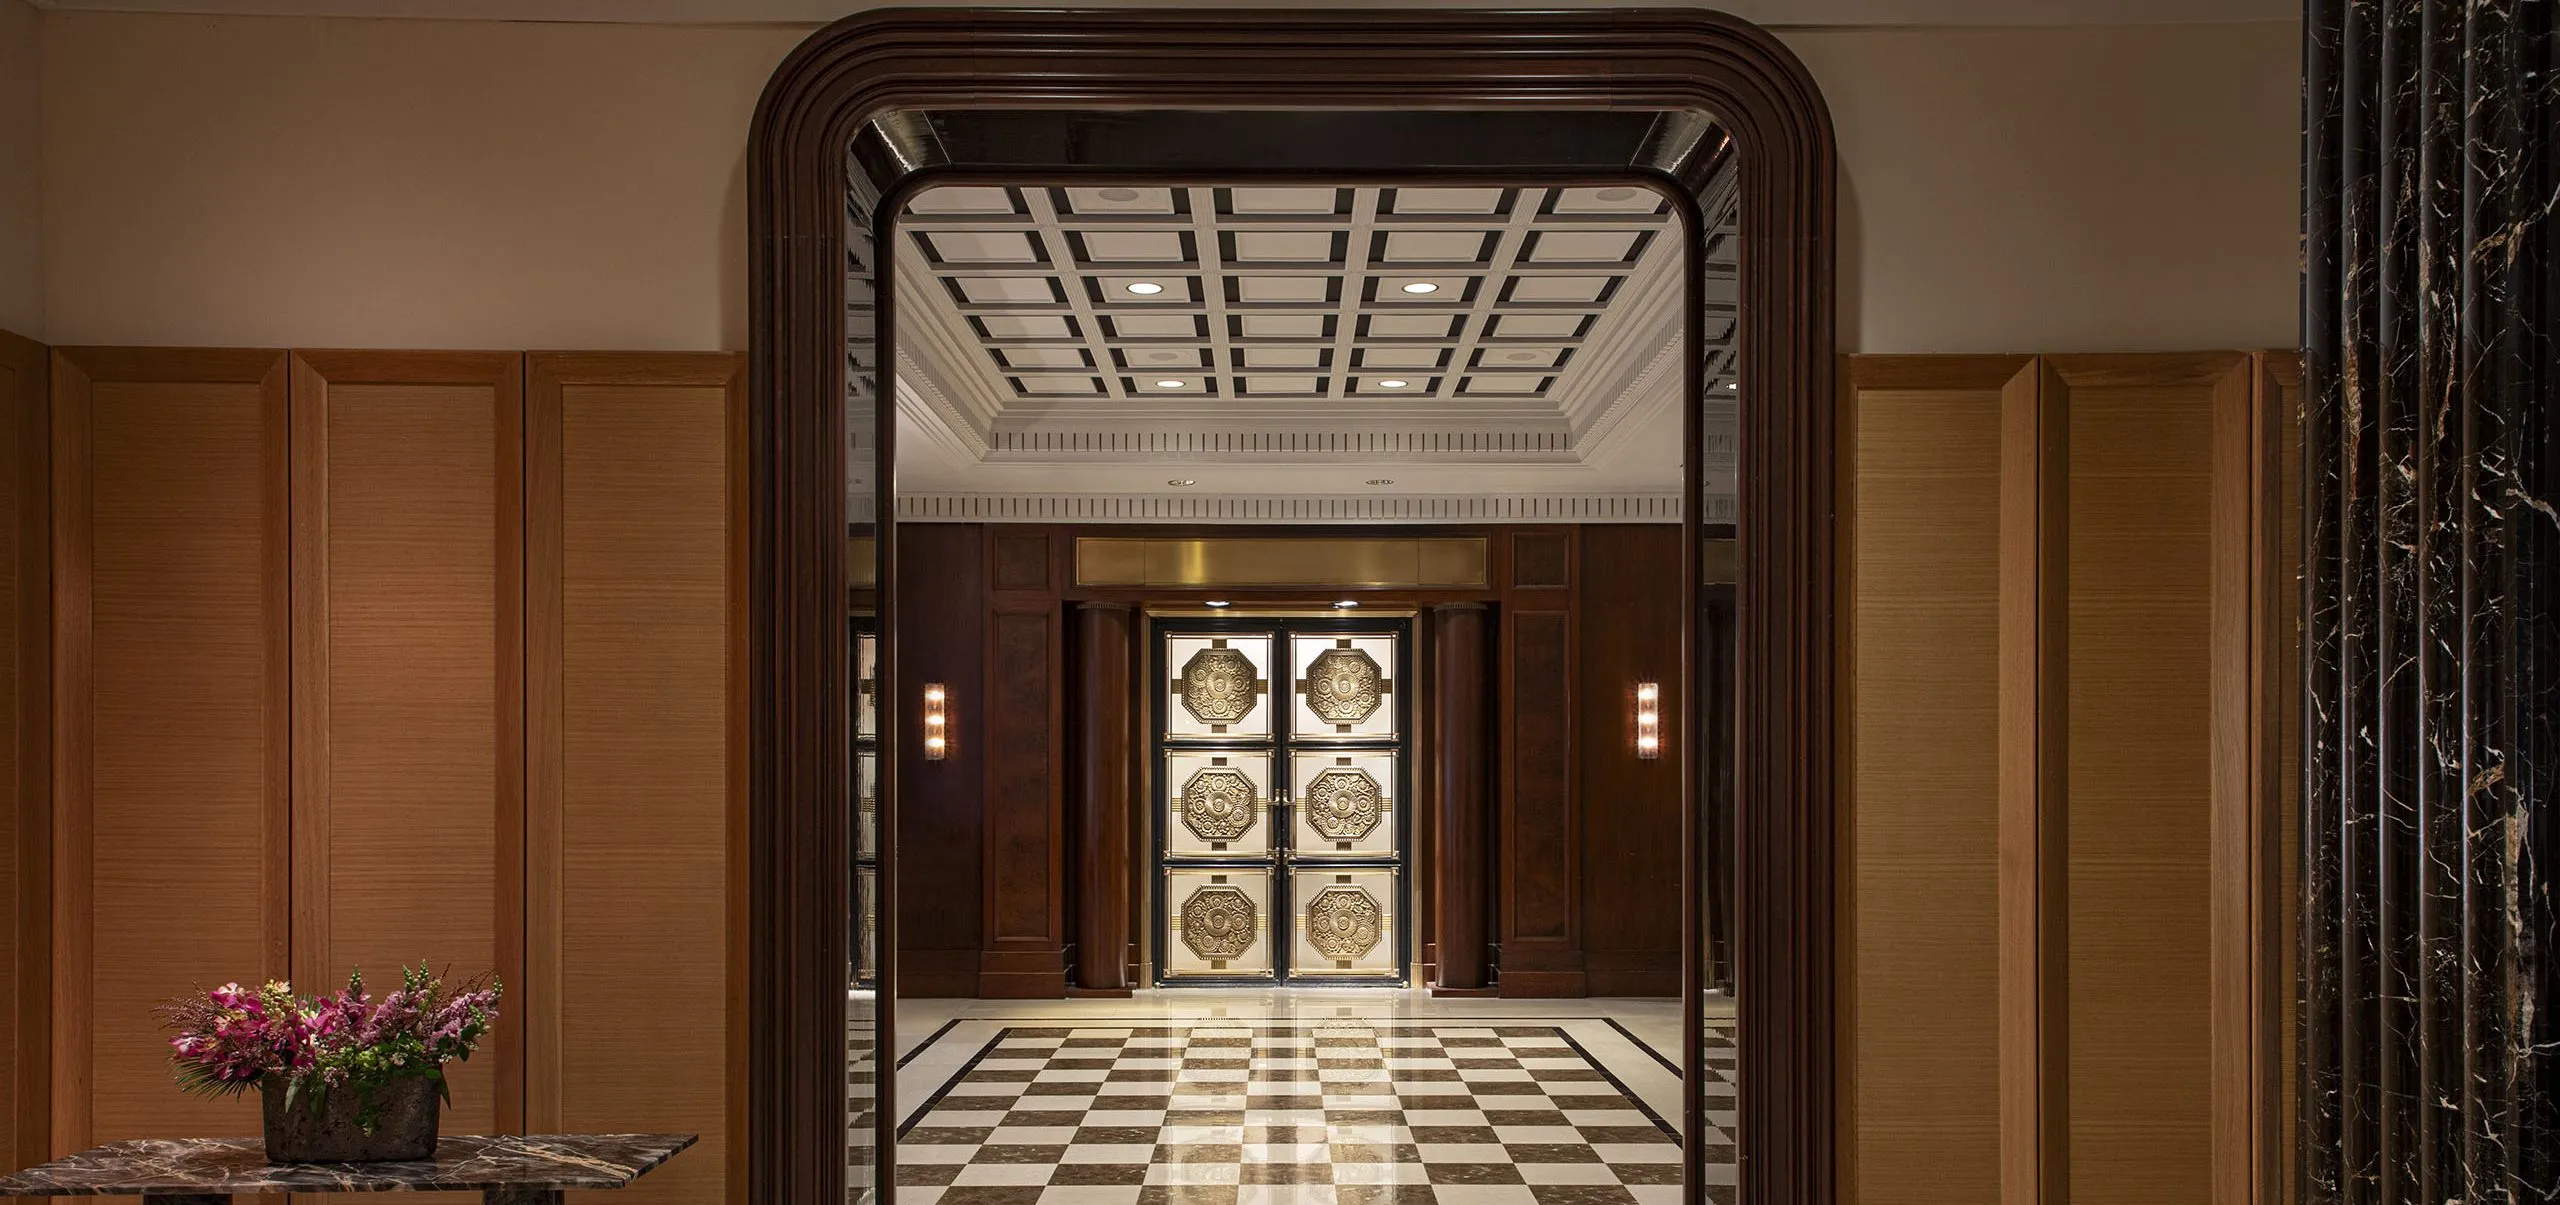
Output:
(1153, 615), (1411, 985)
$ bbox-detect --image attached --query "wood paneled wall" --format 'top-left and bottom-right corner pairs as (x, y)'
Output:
(1839, 357), (2019, 1205)
(1498, 529), (1582, 998)
(0, 333), (46, 1174)
(2053, 353), (2250, 1205)
(892, 524), (985, 998)
(881, 522), (1684, 1000)
(289, 351), (523, 1138)
(1839, 351), (2292, 1205)
(50, 348), (291, 1153)
(524, 353), (742, 1205)
(1574, 525), (1683, 997)
(14, 343), (740, 1204)
(978, 528), (1067, 999)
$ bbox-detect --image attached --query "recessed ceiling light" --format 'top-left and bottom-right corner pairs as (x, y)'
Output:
(1100, 186), (1142, 202)
(1150, 351), (1183, 361)
(1204, 600), (1231, 608)
(1400, 282), (1439, 295)
(1126, 281), (1165, 295)
(1155, 379), (1187, 389)
(1377, 379), (1410, 389)
(1725, 381), (1740, 391)
(1334, 600), (1360, 609)
(1168, 478), (1197, 487)
(1597, 186), (1640, 201)
(1366, 478), (1395, 486)
(1507, 351), (1543, 362)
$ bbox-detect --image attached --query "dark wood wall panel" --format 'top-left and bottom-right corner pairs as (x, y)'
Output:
(979, 526), (1065, 998)
(0, 332), (45, 1171)
(287, 351), (523, 1144)
(1574, 525), (1682, 996)
(50, 348), (290, 1153)
(1498, 518), (1583, 999)
(980, 606), (1063, 996)
(892, 524), (984, 997)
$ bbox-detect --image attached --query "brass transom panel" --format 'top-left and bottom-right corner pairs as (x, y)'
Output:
(1079, 536), (1488, 588)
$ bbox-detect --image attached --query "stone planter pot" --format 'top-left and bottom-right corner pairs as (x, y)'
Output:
(259, 1075), (441, 1163)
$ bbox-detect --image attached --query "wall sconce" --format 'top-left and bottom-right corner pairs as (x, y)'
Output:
(923, 684), (949, 760)
(1633, 682), (1661, 759)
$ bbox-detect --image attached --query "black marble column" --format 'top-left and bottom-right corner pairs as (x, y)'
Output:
(2303, 2), (2559, 1201)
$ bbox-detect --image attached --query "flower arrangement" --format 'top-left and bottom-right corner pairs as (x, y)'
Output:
(160, 965), (501, 1133)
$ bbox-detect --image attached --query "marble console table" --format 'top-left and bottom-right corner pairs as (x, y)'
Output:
(0, 1133), (694, 1205)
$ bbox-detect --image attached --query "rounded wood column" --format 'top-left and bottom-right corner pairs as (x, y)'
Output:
(1073, 603), (1135, 992)
(1432, 602), (1492, 992)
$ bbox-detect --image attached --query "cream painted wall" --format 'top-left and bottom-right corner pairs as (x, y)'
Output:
(1793, 21), (2303, 353)
(0, 0), (42, 340)
(33, 10), (2302, 353)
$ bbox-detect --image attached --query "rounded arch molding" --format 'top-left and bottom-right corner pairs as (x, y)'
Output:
(744, 10), (1838, 1205)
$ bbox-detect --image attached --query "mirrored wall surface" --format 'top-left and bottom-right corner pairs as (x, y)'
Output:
(845, 154), (883, 1204)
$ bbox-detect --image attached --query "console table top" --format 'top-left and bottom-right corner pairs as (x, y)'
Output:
(0, 1134), (696, 1196)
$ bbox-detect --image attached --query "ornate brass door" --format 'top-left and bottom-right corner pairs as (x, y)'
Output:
(1154, 615), (1410, 985)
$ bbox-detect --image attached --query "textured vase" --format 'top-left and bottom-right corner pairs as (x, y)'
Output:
(259, 1075), (441, 1162)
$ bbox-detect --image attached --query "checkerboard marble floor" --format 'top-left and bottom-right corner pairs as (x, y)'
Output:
(884, 1011), (1735, 1205)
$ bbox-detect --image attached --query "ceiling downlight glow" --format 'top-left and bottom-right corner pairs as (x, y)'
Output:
(1376, 379), (1410, 389)
(1155, 379), (1187, 389)
(1400, 282), (1439, 294)
(1125, 281), (1165, 295)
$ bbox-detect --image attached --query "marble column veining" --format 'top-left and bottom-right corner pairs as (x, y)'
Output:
(2302, 1), (2559, 1201)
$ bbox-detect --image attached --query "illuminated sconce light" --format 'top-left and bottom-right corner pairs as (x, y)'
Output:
(923, 684), (950, 761)
(1633, 682), (1661, 760)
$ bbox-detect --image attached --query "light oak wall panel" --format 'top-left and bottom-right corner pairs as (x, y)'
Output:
(2051, 352), (2250, 1205)
(0, 330), (46, 1172)
(525, 353), (740, 1205)
(1838, 357), (2017, 1205)
(50, 347), (289, 1153)
(288, 351), (523, 1139)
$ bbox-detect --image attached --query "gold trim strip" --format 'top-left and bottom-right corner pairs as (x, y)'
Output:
(1701, 537), (1737, 586)
(1076, 536), (1490, 589)
(848, 536), (880, 588)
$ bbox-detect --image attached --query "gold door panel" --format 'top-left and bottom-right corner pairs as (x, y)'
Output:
(1288, 867), (1400, 979)
(1162, 751), (1273, 859)
(853, 631), (880, 739)
(854, 749), (878, 859)
(1163, 867), (1276, 980)
(1288, 631), (1399, 740)
(1288, 749), (1399, 859)
(1164, 633), (1275, 740)
(854, 867), (879, 984)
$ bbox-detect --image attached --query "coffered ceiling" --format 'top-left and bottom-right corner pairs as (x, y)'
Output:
(891, 177), (1737, 524)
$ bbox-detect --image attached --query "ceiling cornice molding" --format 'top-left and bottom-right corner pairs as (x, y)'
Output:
(1553, 249), (1684, 438)
(895, 490), (1732, 524)
(979, 427), (1577, 463)
(891, 370), (987, 463)
(892, 268), (1005, 437)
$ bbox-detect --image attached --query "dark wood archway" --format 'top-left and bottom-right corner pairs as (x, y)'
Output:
(747, 10), (1837, 1204)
